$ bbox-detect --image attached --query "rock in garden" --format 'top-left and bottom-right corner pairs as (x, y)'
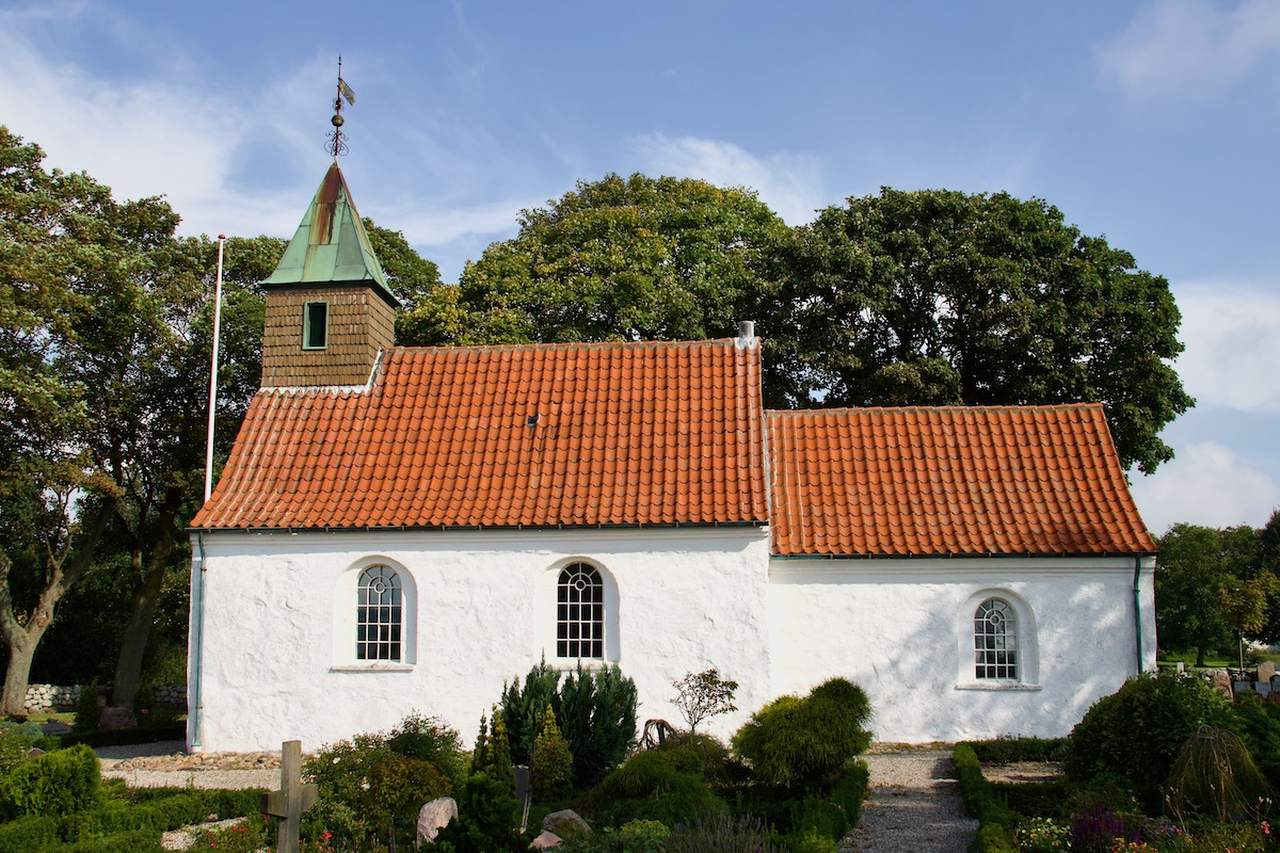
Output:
(98, 706), (138, 730)
(529, 830), (563, 850)
(416, 796), (458, 844)
(542, 809), (590, 839)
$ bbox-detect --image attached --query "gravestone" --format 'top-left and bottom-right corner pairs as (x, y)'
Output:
(1211, 670), (1233, 700)
(1260, 660), (1276, 684)
(99, 706), (137, 731)
(417, 797), (457, 845)
(261, 740), (318, 853)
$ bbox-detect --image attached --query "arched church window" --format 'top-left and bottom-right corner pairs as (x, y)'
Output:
(974, 597), (1017, 680)
(357, 565), (402, 661)
(557, 562), (604, 660)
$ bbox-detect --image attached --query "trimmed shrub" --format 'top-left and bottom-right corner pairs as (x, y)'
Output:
(785, 830), (839, 853)
(531, 706), (574, 802)
(501, 661), (561, 764)
(1063, 671), (1230, 804)
(559, 664), (638, 787)
(590, 750), (726, 828)
(0, 815), (61, 851)
(653, 731), (730, 784)
(731, 678), (872, 789)
(73, 684), (101, 733)
(47, 829), (165, 852)
(3, 743), (100, 817)
(962, 736), (1067, 764)
(488, 707), (515, 790)
(953, 744), (1015, 828)
(387, 711), (466, 785)
(828, 759), (870, 828)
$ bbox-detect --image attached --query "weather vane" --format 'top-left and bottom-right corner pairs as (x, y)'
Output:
(327, 55), (357, 158)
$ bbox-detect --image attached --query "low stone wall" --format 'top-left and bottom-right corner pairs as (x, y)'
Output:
(22, 683), (185, 712)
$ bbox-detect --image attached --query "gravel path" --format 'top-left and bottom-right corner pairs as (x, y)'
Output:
(97, 741), (277, 790)
(842, 750), (978, 853)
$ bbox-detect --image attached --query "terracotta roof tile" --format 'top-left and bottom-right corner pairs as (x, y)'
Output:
(192, 339), (769, 530)
(768, 404), (1155, 557)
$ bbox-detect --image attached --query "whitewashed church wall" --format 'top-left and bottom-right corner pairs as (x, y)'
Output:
(766, 557), (1157, 744)
(188, 527), (773, 753)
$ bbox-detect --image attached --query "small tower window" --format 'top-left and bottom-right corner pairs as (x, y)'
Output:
(302, 301), (328, 350)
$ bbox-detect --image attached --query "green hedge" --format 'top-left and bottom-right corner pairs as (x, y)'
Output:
(35, 724), (186, 751)
(952, 745), (1016, 853)
(0, 787), (264, 851)
(959, 737), (1066, 764)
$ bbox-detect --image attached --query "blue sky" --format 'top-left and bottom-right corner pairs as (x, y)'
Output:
(3, 0), (1278, 534)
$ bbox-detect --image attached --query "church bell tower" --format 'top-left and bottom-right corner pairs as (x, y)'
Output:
(258, 163), (398, 388)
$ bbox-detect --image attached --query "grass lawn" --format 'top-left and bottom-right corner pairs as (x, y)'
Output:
(23, 711), (75, 725)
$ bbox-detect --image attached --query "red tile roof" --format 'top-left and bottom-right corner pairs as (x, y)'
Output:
(191, 339), (769, 530)
(768, 404), (1155, 557)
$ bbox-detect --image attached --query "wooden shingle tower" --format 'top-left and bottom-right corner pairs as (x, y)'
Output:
(259, 164), (398, 388)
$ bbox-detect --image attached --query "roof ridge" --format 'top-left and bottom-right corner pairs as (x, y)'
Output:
(766, 402), (1104, 416)
(389, 337), (743, 355)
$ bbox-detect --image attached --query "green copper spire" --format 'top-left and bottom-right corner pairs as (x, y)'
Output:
(262, 163), (397, 306)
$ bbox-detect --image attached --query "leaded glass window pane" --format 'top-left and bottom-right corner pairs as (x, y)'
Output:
(974, 598), (1017, 680)
(556, 563), (604, 660)
(357, 565), (402, 661)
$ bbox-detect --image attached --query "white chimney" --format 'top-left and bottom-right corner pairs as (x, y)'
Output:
(736, 320), (756, 347)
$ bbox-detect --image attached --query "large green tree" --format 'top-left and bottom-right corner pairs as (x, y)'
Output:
(456, 172), (791, 346)
(0, 126), (155, 714)
(1155, 523), (1265, 666)
(778, 188), (1193, 473)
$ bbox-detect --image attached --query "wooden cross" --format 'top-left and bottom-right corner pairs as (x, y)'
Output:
(261, 740), (319, 853)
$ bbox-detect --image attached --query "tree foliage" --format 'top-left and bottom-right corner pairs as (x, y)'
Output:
(1155, 523), (1267, 664)
(776, 188), (1193, 473)
(457, 173), (790, 345)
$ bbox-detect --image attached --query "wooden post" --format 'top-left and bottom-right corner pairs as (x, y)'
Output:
(262, 740), (318, 853)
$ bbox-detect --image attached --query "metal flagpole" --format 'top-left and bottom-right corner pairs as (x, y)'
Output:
(203, 235), (226, 503)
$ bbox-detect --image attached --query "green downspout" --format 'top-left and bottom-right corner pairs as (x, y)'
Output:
(190, 532), (208, 750)
(1133, 557), (1145, 674)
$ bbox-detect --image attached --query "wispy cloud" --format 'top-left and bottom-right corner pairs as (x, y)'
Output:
(632, 133), (826, 224)
(1131, 440), (1280, 533)
(1097, 0), (1280, 99)
(0, 6), (540, 277)
(1174, 281), (1280, 413)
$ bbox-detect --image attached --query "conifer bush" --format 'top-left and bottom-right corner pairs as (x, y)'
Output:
(731, 678), (872, 789)
(559, 663), (638, 786)
(532, 704), (574, 802)
(2, 743), (101, 818)
(73, 684), (101, 733)
(501, 661), (562, 764)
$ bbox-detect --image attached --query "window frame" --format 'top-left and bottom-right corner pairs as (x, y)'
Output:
(302, 300), (329, 350)
(954, 588), (1040, 691)
(556, 562), (606, 661)
(331, 557), (416, 672)
(356, 565), (403, 663)
(973, 597), (1018, 682)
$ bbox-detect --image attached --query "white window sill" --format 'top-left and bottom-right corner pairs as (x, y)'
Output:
(954, 681), (1042, 692)
(330, 663), (415, 673)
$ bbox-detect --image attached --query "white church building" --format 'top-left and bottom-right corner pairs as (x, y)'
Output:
(187, 164), (1157, 752)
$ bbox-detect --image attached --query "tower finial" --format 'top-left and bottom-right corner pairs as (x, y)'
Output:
(326, 55), (356, 159)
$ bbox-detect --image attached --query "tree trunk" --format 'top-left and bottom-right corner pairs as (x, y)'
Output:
(111, 488), (182, 709)
(111, 559), (166, 709)
(1, 637), (38, 717)
(0, 504), (109, 717)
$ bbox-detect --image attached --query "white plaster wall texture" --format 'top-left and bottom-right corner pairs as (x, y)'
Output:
(767, 558), (1157, 743)
(189, 528), (773, 753)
